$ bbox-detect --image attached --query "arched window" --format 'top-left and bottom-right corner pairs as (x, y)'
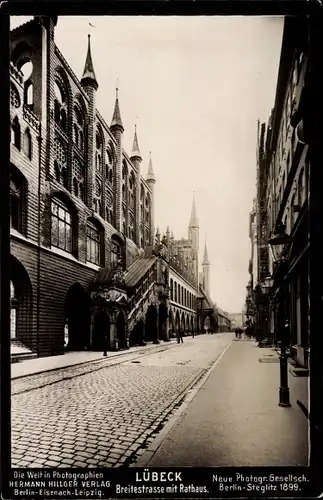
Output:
(25, 81), (33, 107)
(11, 117), (21, 150)
(18, 60), (34, 109)
(23, 128), (32, 159)
(72, 156), (85, 202)
(54, 78), (68, 131)
(87, 219), (103, 266)
(51, 197), (72, 253)
(94, 180), (102, 216)
(129, 172), (135, 210)
(74, 105), (85, 151)
(54, 139), (68, 188)
(96, 131), (103, 174)
(111, 234), (124, 269)
(10, 168), (26, 234)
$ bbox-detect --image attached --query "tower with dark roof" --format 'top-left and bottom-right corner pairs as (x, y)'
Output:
(81, 34), (98, 208)
(110, 87), (124, 232)
(146, 152), (156, 245)
(130, 125), (142, 246)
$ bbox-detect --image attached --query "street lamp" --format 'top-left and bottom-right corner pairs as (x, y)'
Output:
(268, 222), (292, 408)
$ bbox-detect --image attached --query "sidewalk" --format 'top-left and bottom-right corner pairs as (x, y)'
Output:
(136, 340), (308, 467)
(11, 340), (178, 380)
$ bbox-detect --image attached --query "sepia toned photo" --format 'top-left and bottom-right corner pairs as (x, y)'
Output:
(3, 5), (321, 497)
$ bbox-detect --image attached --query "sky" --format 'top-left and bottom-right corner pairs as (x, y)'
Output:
(11, 15), (284, 313)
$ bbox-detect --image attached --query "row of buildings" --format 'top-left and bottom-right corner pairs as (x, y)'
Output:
(9, 15), (230, 359)
(246, 16), (310, 368)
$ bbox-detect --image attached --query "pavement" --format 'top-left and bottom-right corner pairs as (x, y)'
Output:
(11, 340), (178, 379)
(11, 333), (232, 468)
(135, 339), (309, 467)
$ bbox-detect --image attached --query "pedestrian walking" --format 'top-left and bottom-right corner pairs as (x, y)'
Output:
(177, 328), (184, 344)
(192, 330), (195, 339)
(235, 328), (239, 339)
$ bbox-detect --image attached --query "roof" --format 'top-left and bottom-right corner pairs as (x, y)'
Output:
(146, 152), (155, 182)
(131, 126), (141, 159)
(81, 35), (98, 90)
(124, 257), (157, 288)
(202, 240), (210, 265)
(189, 194), (199, 228)
(111, 90), (124, 130)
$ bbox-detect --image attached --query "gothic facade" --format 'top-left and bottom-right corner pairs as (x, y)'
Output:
(9, 16), (225, 359)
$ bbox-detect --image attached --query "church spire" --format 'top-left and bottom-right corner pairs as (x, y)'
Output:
(146, 151), (156, 183)
(81, 34), (98, 90)
(131, 125), (141, 160)
(189, 192), (199, 228)
(202, 238), (210, 266)
(111, 86), (124, 131)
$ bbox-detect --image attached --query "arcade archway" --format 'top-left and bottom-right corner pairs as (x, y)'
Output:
(145, 305), (158, 343)
(159, 303), (168, 341)
(10, 255), (33, 349)
(92, 311), (110, 351)
(129, 320), (145, 347)
(116, 312), (127, 349)
(65, 283), (90, 350)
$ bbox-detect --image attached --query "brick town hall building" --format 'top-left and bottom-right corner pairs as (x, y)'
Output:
(9, 16), (226, 359)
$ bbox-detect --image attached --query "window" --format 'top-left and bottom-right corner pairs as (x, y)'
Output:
(111, 235), (124, 268)
(170, 279), (173, 301)
(129, 172), (135, 210)
(23, 129), (32, 159)
(96, 131), (103, 173)
(11, 117), (21, 150)
(10, 174), (24, 232)
(54, 79), (67, 131)
(72, 156), (85, 201)
(87, 221), (101, 265)
(54, 139), (68, 188)
(74, 105), (85, 151)
(51, 198), (72, 253)
(174, 282), (177, 302)
(25, 82), (33, 107)
(19, 60), (34, 109)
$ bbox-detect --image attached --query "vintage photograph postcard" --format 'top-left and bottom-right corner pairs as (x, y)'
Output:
(1, 1), (322, 498)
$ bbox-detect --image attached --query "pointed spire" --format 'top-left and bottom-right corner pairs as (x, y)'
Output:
(189, 192), (199, 228)
(111, 86), (124, 131)
(131, 124), (142, 160)
(202, 238), (210, 266)
(166, 226), (170, 236)
(81, 34), (98, 90)
(146, 151), (156, 183)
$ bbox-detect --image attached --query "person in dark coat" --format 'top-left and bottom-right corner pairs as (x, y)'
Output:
(177, 328), (184, 344)
(235, 328), (239, 339)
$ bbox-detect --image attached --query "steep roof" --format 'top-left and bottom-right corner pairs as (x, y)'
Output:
(124, 257), (157, 287)
(81, 34), (98, 90)
(110, 88), (124, 130)
(189, 194), (199, 228)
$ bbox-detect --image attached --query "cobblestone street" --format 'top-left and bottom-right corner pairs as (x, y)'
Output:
(11, 333), (233, 468)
